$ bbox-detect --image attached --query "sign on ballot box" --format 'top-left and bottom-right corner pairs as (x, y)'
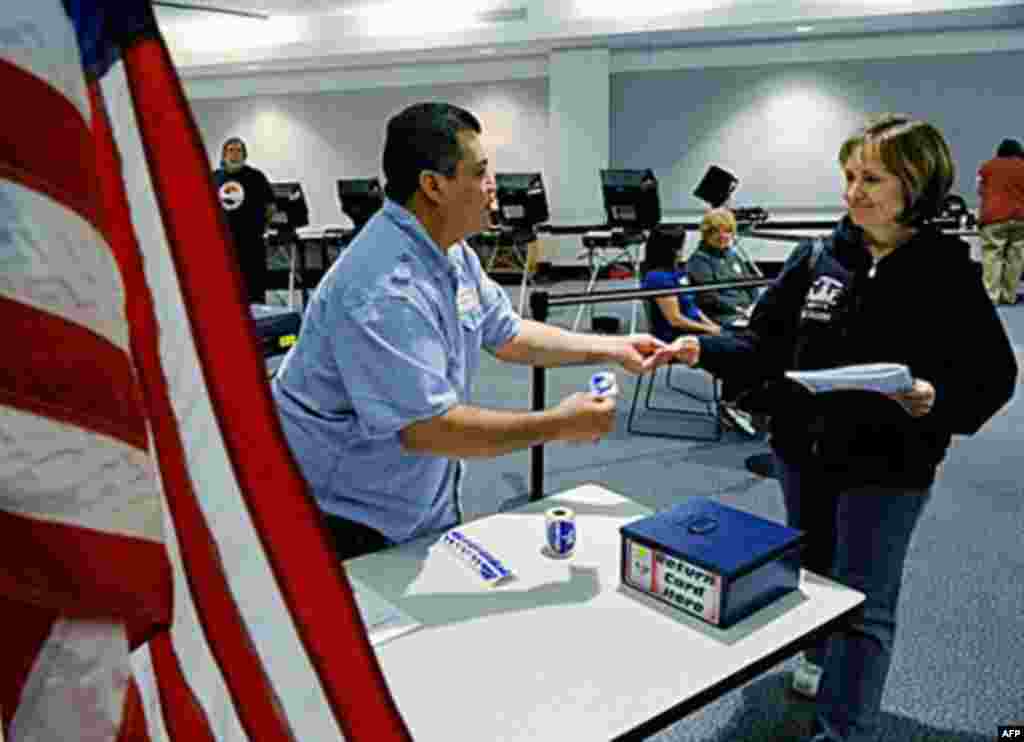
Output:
(620, 497), (804, 628)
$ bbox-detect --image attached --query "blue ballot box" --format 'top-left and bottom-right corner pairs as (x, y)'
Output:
(620, 497), (804, 628)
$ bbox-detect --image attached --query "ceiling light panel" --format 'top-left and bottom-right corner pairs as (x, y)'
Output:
(574, 0), (714, 19)
(339, 0), (517, 35)
(162, 13), (306, 52)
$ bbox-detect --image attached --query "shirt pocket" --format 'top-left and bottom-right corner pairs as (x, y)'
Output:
(459, 306), (484, 333)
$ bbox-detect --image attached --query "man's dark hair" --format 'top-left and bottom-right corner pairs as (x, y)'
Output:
(996, 138), (1024, 158)
(382, 102), (482, 205)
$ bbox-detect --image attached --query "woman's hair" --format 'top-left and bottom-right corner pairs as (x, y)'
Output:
(699, 208), (737, 243)
(641, 226), (687, 274)
(839, 114), (955, 226)
(996, 138), (1024, 158)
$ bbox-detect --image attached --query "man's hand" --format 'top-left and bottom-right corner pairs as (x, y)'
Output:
(666, 335), (701, 367)
(554, 392), (617, 443)
(603, 333), (670, 374)
(887, 378), (935, 417)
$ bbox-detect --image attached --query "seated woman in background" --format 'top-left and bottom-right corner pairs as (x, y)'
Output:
(641, 227), (760, 435)
(687, 207), (762, 327)
(640, 226), (720, 341)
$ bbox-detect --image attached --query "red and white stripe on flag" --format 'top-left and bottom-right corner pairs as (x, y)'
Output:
(1, 2), (411, 740)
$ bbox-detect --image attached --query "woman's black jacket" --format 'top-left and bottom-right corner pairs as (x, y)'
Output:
(697, 217), (1017, 489)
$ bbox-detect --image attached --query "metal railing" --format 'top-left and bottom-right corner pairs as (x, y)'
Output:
(525, 277), (774, 501)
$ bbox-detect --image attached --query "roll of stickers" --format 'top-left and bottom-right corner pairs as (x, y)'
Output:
(545, 506), (576, 558)
(589, 370), (618, 398)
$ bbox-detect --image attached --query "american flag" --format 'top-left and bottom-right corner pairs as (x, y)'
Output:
(0, 2), (411, 739)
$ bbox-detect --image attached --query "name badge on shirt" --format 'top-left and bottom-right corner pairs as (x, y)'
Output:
(456, 285), (481, 317)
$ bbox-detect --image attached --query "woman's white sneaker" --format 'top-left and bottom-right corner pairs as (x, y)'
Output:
(791, 657), (823, 699)
(720, 404), (758, 437)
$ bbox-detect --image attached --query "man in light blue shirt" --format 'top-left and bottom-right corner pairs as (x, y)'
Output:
(272, 102), (671, 560)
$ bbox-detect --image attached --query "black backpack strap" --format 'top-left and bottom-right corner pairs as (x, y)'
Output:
(728, 237), (827, 414)
(789, 236), (829, 371)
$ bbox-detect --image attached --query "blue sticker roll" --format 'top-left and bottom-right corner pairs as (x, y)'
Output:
(589, 371), (618, 397)
(545, 507), (576, 557)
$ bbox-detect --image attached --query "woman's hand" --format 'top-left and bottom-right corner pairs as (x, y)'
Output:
(605, 334), (669, 374)
(667, 335), (701, 367)
(888, 378), (935, 417)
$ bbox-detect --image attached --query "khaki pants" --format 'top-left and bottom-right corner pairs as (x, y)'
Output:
(980, 219), (1024, 304)
(525, 238), (544, 274)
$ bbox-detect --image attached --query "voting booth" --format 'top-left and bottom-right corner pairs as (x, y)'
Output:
(693, 165), (739, 209)
(269, 181), (310, 232)
(600, 168), (661, 230)
(494, 172), (550, 233)
(337, 176), (384, 235)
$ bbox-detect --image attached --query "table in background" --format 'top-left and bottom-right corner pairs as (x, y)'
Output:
(346, 483), (864, 741)
(573, 230), (647, 333)
(265, 225), (354, 308)
(469, 228), (540, 315)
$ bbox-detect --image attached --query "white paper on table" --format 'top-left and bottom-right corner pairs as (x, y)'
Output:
(349, 577), (421, 646)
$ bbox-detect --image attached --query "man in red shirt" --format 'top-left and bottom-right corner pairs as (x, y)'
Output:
(977, 138), (1024, 305)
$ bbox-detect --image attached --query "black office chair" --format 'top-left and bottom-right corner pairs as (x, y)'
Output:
(626, 300), (723, 441)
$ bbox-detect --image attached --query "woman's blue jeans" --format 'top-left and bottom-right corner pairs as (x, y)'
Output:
(777, 455), (931, 742)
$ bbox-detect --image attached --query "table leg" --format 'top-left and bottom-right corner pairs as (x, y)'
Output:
(573, 249), (602, 332)
(518, 249), (530, 316)
(288, 242), (297, 310)
(629, 245), (641, 334)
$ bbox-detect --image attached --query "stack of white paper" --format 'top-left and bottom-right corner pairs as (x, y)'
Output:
(349, 577), (421, 646)
(785, 363), (913, 395)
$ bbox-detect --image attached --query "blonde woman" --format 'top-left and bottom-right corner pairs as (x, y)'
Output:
(686, 207), (761, 327)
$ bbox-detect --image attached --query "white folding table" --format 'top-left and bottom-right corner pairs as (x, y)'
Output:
(345, 483), (864, 741)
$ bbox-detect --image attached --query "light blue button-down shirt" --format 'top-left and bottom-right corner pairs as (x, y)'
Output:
(272, 199), (522, 543)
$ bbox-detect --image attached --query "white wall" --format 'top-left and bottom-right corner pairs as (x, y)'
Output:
(195, 78), (548, 229)
(187, 33), (1023, 262)
(546, 48), (610, 226)
(611, 49), (1024, 215)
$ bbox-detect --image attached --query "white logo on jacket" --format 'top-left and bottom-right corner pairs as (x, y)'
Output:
(219, 180), (245, 211)
(801, 275), (845, 322)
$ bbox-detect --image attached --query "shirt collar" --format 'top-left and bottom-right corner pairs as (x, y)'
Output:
(381, 198), (460, 278)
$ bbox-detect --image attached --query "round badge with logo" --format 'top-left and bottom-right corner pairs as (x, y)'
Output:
(219, 181), (245, 211)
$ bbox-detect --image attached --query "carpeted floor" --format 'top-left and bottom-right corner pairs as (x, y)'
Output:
(460, 277), (1023, 741)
